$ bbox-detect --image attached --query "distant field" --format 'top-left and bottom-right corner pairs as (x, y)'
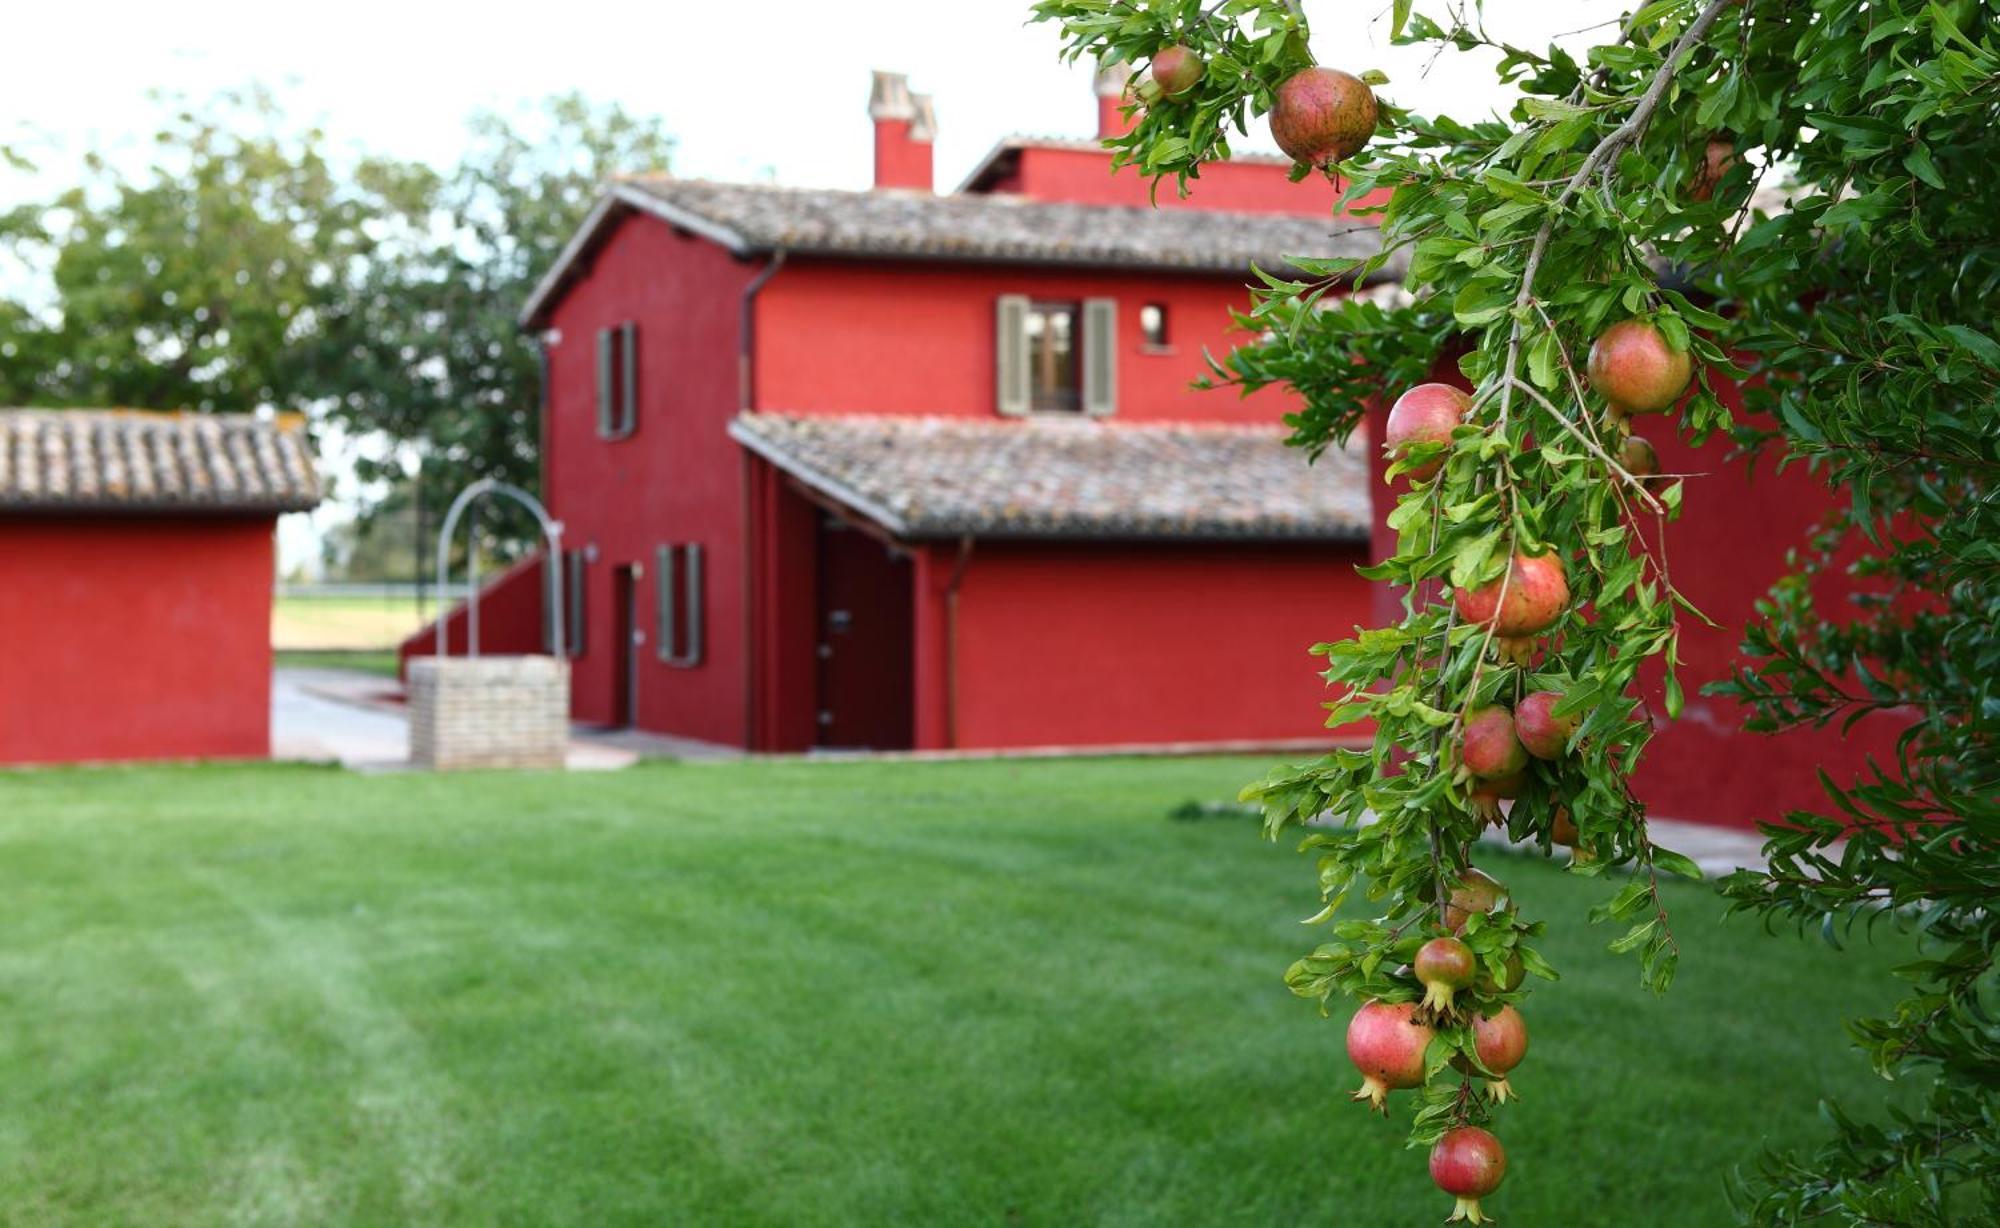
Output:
(272, 595), (429, 650)
(273, 649), (403, 679)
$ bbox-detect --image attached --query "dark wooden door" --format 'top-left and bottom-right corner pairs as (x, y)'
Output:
(611, 564), (637, 728)
(814, 515), (914, 749)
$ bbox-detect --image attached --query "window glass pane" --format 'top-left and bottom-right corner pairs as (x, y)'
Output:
(1141, 303), (1168, 347)
(1026, 302), (1080, 412)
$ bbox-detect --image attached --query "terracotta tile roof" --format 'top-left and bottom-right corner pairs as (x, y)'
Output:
(614, 177), (1390, 277)
(0, 409), (321, 514)
(730, 412), (1369, 542)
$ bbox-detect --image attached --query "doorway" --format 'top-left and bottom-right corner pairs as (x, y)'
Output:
(611, 563), (638, 728)
(814, 514), (914, 749)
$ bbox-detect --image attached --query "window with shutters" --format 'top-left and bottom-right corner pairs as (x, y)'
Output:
(1024, 301), (1081, 413)
(655, 543), (705, 668)
(544, 549), (587, 657)
(996, 295), (1117, 417)
(595, 322), (639, 440)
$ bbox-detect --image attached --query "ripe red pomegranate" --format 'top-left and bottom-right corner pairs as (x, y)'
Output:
(1443, 867), (1505, 932)
(1461, 705), (1528, 780)
(1269, 67), (1378, 168)
(1415, 936), (1477, 1014)
(1514, 691), (1577, 760)
(1150, 45), (1204, 98)
(1430, 1126), (1508, 1224)
(1346, 1000), (1434, 1111)
(1587, 319), (1692, 414)
(1383, 383), (1469, 481)
(1454, 552), (1568, 637)
(1456, 1005), (1530, 1103)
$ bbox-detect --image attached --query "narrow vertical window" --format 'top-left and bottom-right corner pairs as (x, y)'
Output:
(1026, 300), (1081, 413)
(595, 323), (639, 439)
(1140, 303), (1170, 349)
(655, 543), (705, 667)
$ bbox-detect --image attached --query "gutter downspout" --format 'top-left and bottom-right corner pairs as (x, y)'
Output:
(740, 249), (786, 750)
(943, 535), (975, 750)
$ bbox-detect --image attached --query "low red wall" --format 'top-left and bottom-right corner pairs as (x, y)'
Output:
(0, 515), (275, 764)
(397, 554), (549, 679)
(913, 539), (1374, 750)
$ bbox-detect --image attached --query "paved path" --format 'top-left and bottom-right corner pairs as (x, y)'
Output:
(270, 668), (734, 772)
(1481, 817), (1768, 877)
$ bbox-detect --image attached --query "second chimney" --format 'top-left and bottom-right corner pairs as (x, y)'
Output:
(1094, 61), (1136, 139)
(869, 70), (934, 192)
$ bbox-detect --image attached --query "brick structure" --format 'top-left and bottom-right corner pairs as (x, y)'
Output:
(407, 655), (569, 770)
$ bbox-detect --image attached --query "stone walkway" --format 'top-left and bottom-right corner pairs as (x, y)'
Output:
(270, 668), (736, 772)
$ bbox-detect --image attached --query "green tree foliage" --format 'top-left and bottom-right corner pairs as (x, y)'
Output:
(0, 90), (378, 412)
(321, 94), (673, 537)
(1033, 0), (1998, 1222)
(0, 91), (671, 552)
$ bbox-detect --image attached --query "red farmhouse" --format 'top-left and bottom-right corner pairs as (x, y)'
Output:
(408, 69), (1392, 754)
(0, 409), (318, 764)
(409, 69), (1887, 829)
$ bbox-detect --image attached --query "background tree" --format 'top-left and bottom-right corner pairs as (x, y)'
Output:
(1033, 0), (1998, 1223)
(319, 94), (674, 551)
(0, 91), (672, 556)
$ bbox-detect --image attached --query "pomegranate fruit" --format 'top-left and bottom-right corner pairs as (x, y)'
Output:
(1346, 1000), (1434, 1111)
(1467, 770), (1522, 824)
(1415, 936), (1477, 1014)
(1150, 45), (1204, 99)
(1443, 868), (1505, 932)
(1383, 383), (1469, 481)
(1430, 1126), (1508, 1224)
(1620, 433), (1660, 478)
(1461, 705), (1528, 780)
(1514, 691), (1577, 760)
(1454, 552), (1568, 637)
(1494, 636), (1538, 668)
(1476, 950), (1526, 994)
(1688, 133), (1738, 202)
(1269, 67), (1378, 168)
(1587, 319), (1692, 415)
(1452, 1005), (1530, 1103)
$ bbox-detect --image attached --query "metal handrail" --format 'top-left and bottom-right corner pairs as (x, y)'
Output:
(433, 479), (566, 659)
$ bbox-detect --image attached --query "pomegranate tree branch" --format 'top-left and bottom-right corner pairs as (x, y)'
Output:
(1502, 377), (1667, 514)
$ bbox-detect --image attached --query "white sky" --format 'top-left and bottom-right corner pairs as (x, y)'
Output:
(0, 0), (1608, 572)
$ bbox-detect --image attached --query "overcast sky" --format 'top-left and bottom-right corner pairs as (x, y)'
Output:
(0, 0), (1609, 571)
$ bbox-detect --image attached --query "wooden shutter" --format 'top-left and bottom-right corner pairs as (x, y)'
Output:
(565, 550), (587, 656)
(595, 328), (615, 438)
(995, 295), (1030, 417)
(1082, 298), (1117, 417)
(655, 543), (706, 667)
(618, 321), (638, 435)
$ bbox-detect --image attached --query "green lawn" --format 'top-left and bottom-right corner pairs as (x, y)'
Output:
(0, 757), (1897, 1226)
(273, 649), (403, 679)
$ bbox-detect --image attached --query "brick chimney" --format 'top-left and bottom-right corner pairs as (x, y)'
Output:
(869, 70), (934, 192)
(1095, 61), (1136, 139)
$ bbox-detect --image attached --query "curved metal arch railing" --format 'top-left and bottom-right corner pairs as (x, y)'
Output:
(433, 478), (566, 659)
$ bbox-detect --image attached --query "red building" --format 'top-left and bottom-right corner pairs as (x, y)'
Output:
(0, 409), (319, 764)
(409, 68), (1874, 830)
(407, 69), (1391, 755)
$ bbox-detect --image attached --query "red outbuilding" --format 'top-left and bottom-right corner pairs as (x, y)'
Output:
(409, 68), (1878, 830)
(0, 409), (318, 764)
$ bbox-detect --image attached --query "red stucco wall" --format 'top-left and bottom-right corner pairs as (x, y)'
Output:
(0, 515), (275, 763)
(540, 211), (760, 741)
(910, 539), (1374, 750)
(974, 145), (1394, 218)
(397, 554), (549, 678)
(754, 261), (1289, 422)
